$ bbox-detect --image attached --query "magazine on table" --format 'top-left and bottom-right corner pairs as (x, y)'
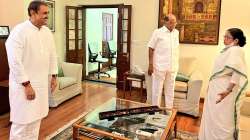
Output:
(145, 113), (170, 128)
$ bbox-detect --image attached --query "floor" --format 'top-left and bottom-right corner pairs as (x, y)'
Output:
(0, 81), (202, 140)
(86, 67), (117, 84)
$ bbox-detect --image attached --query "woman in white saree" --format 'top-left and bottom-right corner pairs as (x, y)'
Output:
(199, 28), (248, 140)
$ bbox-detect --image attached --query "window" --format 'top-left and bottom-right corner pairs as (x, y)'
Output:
(102, 13), (113, 41)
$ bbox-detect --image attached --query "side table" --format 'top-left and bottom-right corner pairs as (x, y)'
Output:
(123, 71), (145, 101)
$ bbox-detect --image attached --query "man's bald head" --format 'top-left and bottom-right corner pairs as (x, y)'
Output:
(163, 14), (177, 32)
(163, 14), (176, 21)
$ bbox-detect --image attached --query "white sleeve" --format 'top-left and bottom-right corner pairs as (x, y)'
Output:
(147, 30), (158, 49)
(5, 30), (29, 83)
(49, 33), (58, 75)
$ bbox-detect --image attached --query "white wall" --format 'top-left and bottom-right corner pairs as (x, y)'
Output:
(0, 0), (65, 62)
(86, 8), (118, 74)
(1, 0), (250, 97)
(0, 0), (25, 29)
(86, 8), (118, 53)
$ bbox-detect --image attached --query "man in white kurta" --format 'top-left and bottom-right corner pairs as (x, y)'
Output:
(5, 1), (57, 139)
(147, 14), (179, 108)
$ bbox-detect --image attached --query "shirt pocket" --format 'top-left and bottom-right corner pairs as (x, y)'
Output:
(158, 36), (170, 49)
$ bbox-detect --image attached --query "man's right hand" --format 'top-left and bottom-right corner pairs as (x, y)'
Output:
(24, 84), (36, 100)
(148, 64), (153, 76)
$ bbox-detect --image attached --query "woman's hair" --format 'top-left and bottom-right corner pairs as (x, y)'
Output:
(227, 28), (246, 47)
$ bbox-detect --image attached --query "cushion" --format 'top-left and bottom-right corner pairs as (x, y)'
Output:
(174, 91), (187, 99)
(176, 73), (190, 82)
(58, 67), (64, 77)
(175, 81), (188, 92)
(58, 77), (77, 90)
(178, 57), (197, 77)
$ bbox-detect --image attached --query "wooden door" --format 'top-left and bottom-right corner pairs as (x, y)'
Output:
(65, 6), (86, 79)
(0, 38), (9, 81)
(116, 5), (132, 89)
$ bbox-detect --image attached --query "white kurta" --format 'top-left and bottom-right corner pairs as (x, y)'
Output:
(199, 46), (248, 140)
(147, 26), (179, 108)
(10, 119), (41, 140)
(6, 20), (58, 124)
(148, 26), (179, 72)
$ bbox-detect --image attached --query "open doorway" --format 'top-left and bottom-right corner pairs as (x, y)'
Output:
(65, 5), (131, 89)
(85, 8), (118, 84)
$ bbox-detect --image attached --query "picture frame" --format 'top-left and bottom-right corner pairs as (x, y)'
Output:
(0, 26), (10, 38)
(45, 0), (55, 32)
(159, 0), (221, 45)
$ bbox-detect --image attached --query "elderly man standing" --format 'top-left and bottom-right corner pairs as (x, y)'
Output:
(147, 14), (179, 108)
(5, 1), (58, 139)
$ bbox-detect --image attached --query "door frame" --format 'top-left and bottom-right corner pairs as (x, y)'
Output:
(81, 4), (131, 89)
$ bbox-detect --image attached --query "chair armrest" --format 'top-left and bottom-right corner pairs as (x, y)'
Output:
(111, 50), (116, 55)
(189, 70), (203, 81)
(61, 62), (83, 83)
(186, 71), (203, 103)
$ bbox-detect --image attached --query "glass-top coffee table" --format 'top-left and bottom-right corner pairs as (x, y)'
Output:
(73, 98), (177, 140)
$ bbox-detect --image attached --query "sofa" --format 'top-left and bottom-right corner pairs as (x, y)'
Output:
(173, 57), (203, 117)
(145, 57), (203, 117)
(49, 62), (83, 107)
(239, 94), (250, 139)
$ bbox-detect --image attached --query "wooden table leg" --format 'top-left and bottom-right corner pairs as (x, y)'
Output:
(174, 119), (177, 138)
(73, 127), (79, 140)
(129, 80), (132, 98)
(140, 81), (143, 102)
(123, 76), (127, 99)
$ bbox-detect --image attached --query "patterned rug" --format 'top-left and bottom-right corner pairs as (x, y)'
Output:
(172, 131), (198, 140)
(46, 112), (198, 140)
(45, 112), (87, 140)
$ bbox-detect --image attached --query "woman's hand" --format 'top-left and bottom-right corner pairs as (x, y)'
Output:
(216, 91), (230, 104)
